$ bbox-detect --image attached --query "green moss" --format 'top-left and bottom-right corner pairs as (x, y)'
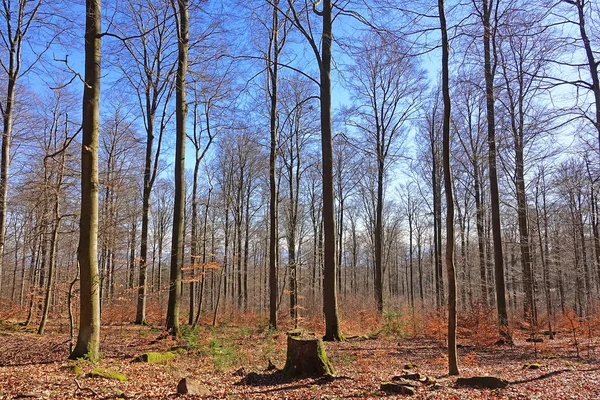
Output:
(60, 363), (83, 375)
(133, 351), (177, 364)
(170, 346), (188, 354)
(523, 363), (540, 370)
(89, 368), (128, 381)
(316, 339), (335, 376)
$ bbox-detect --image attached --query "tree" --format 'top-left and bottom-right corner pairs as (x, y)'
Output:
(0, 0), (43, 298)
(439, 0), (459, 376)
(476, 0), (511, 338)
(279, 77), (317, 326)
(285, 0), (342, 341)
(70, 0), (102, 360)
(112, 0), (176, 325)
(496, 7), (555, 323)
(165, 0), (188, 337)
(345, 31), (424, 314)
(268, 0), (282, 330)
(555, 0), (600, 153)
(453, 75), (489, 306)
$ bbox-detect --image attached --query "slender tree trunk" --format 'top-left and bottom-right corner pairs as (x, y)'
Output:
(70, 0), (101, 360)
(268, 0), (279, 330)
(473, 162), (488, 306)
(320, 0), (343, 341)
(439, 0), (458, 375)
(482, 0), (510, 338)
(166, 0), (188, 337)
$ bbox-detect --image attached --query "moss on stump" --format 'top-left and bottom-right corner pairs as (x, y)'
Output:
(283, 330), (335, 378)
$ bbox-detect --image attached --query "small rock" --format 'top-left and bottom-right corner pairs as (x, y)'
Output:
(456, 376), (508, 389)
(177, 378), (210, 395)
(381, 382), (416, 395)
(525, 338), (543, 343)
(389, 378), (418, 387)
(15, 394), (42, 399)
(393, 373), (421, 381)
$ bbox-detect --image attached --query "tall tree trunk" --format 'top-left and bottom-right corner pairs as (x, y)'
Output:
(166, 0), (188, 337)
(439, 0), (458, 375)
(320, 0), (343, 341)
(268, 0), (279, 330)
(482, 0), (510, 338)
(70, 0), (102, 360)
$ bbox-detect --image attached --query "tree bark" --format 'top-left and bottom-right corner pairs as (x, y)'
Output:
(268, 0), (280, 330)
(70, 0), (102, 360)
(439, 0), (459, 375)
(481, 0), (510, 337)
(166, 0), (188, 337)
(319, 0), (343, 342)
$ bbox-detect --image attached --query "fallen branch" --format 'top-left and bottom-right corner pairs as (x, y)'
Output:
(75, 379), (99, 397)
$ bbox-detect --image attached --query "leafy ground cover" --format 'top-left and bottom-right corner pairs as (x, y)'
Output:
(0, 308), (599, 399)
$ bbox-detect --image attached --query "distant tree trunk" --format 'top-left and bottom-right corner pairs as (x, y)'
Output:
(70, 0), (102, 360)
(428, 114), (444, 309)
(473, 161), (488, 306)
(243, 178), (251, 310)
(535, 170), (554, 339)
(38, 214), (61, 336)
(38, 126), (67, 335)
(166, 0), (188, 337)
(193, 184), (212, 326)
(0, 0), (42, 298)
(129, 219), (136, 290)
(374, 155), (384, 313)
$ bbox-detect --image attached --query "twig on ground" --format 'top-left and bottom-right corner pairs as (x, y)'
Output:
(75, 378), (99, 397)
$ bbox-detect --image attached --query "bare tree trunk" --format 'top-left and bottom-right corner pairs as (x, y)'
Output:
(481, 0), (510, 338)
(70, 0), (102, 360)
(439, 0), (458, 375)
(319, 0), (343, 341)
(535, 171), (554, 339)
(268, 0), (280, 330)
(166, 0), (188, 337)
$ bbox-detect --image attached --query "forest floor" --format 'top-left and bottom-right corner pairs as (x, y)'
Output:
(0, 307), (599, 399)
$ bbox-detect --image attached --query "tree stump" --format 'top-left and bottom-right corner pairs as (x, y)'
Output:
(283, 330), (335, 378)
